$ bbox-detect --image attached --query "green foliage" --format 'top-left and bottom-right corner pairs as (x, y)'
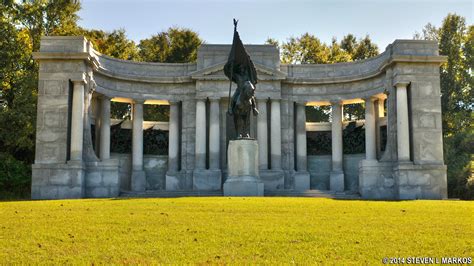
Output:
(138, 27), (202, 63)
(328, 38), (352, 63)
(343, 103), (365, 121)
(144, 104), (169, 122)
(82, 29), (140, 60)
(306, 106), (330, 122)
(444, 131), (474, 199)
(0, 152), (31, 198)
(352, 35), (379, 61)
(264, 37), (280, 50)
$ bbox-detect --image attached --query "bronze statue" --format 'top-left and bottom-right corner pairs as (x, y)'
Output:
(224, 19), (259, 139)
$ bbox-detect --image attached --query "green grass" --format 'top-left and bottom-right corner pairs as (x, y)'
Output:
(0, 198), (472, 264)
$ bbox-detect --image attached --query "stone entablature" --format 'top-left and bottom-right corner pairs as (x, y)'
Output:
(31, 36), (447, 200)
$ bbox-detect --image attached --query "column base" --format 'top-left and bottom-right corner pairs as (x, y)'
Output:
(394, 162), (447, 200)
(294, 171), (310, 191)
(223, 176), (264, 196)
(85, 159), (120, 198)
(31, 162), (85, 200)
(131, 170), (146, 192)
(193, 169), (222, 190)
(165, 172), (180, 191)
(330, 171), (345, 192)
(259, 169), (284, 191)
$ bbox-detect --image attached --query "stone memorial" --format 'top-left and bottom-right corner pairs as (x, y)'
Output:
(30, 26), (448, 200)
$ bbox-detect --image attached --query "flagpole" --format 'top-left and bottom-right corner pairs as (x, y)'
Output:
(227, 19), (238, 114)
(227, 62), (233, 114)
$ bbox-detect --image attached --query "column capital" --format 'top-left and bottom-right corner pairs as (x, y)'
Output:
(133, 99), (145, 104)
(363, 96), (378, 103)
(98, 94), (112, 101)
(271, 98), (281, 103)
(168, 100), (180, 105)
(70, 73), (87, 85)
(394, 81), (410, 89)
(257, 98), (268, 103)
(208, 96), (220, 102)
(294, 100), (307, 105)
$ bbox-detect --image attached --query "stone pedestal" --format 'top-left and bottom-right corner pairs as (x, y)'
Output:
(294, 171), (310, 191)
(224, 139), (264, 196)
(193, 169), (222, 190)
(330, 171), (344, 192)
(131, 170), (146, 192)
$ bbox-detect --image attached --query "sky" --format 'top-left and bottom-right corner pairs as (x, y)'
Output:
(77, 0), (473, 50)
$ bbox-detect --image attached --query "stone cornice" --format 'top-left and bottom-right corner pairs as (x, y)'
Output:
(282, 54), (446, 85)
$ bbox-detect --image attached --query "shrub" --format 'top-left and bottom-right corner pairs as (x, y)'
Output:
(0, 152), (31, 199)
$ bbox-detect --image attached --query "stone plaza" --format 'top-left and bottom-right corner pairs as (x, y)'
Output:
(31, 36), (447, 200)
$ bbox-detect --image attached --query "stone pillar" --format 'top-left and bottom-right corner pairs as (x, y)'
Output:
(294, 102), (310, 191)
(168, 101), (180, 173)
(131, 100), (146, 191)
(295, 102), (308, 171)
(364, 97), (377, 160)
(70, 80), (86, 161)
(194, 99), (207, 170)
(192, 98), (222, 191)
(99, 95), (111, 160)
(209, 98), (220, 170)
(377, 99), (385, 118)
(270, 99), (282, 170)
(395, 82), (410, 161)
(330, 101), (344, 192)
(375, 98), (384, 159)
(257, 98), (268, 170)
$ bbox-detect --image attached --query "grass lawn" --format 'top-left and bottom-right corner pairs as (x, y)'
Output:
(0, 197), (472, 264)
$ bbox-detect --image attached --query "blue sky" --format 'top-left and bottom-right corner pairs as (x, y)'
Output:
(78, 0), (473, 50)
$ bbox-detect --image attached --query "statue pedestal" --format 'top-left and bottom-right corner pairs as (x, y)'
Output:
(224, 139), (264, 196)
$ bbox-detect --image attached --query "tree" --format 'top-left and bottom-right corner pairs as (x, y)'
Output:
(328, 38), (351, 64)
(352, 35), (379, 61)
(340, 34), (357, 56)
(265, 37), (280, 50)
(82, 29), (140, 60)
(0, 0), (81, 197)
(414, 23), (439, 41)
(138, 27), (202, 63)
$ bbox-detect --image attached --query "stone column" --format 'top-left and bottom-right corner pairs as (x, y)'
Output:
(257, 98), (268, 170)
(195, 99), (207, 169)
(168, 100), (180, 173)
(294, 101), (310, 191)
(99, 95), (111, 160)
(395, 82), (410, 161)
(377, 99), (385, 118)
(375, 98), (384, 159)
(70, 80), (86, 161)
(131, 100), (146, 191)
(270, 99), (282, 170)
(209, 97), (220, 170)
(364, 97), (377, 160)
(330, 101), (344, 192)
(295, 102), (308, 171)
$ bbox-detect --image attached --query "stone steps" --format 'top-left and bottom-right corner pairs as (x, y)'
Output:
(120, 190), (360, 199)
(264, 190), (361, 199)
(120, 190), (223, 198)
